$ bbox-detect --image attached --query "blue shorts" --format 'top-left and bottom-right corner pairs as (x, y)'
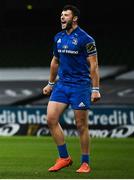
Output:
(49, 82), (91, 110)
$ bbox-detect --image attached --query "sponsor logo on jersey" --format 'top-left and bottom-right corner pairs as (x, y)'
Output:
(58, 49), (78, 54)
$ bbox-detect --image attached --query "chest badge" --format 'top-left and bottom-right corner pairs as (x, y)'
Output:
(72, 38), (78, 45)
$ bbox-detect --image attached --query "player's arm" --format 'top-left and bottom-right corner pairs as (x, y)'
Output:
(43, 56), (59, 95)
(87, 55), (101, 102)
(49, 56), (59, 83)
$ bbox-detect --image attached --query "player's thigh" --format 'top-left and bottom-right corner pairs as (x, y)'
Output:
(74, 110), (88, 127)
(47, 101), (68, 122)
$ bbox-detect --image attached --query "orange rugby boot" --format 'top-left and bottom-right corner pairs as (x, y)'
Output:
(48, 156), (73, 172)
(76, 162), (91, 173)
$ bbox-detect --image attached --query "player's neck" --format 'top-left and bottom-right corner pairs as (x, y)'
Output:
(66, 24), (78, 35)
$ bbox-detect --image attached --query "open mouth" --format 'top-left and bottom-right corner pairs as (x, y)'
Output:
(61, 21), (66, 25)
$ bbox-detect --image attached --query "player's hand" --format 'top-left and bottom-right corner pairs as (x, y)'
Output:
(43, 85), (53, 96)
(91, 92), (101, 102)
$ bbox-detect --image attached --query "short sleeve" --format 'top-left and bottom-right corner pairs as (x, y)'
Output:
(83, 35), (97, 57)
(53, 36), (59, 58)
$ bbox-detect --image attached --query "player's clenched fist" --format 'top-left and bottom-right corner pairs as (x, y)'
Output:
(43, 85), (53, 95)
(91, 91), (101, 102)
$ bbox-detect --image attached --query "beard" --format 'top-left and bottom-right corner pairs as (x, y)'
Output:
(66, 20), (73, 30)
(62, 20), (73, 30)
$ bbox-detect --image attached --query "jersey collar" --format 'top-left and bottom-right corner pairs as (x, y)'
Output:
(65, 26), (80, 36)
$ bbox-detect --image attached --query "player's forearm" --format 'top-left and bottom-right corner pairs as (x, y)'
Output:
(49, 57), (59, 83)
(87, 55), (100, 88)
(90, 66), (100, 88)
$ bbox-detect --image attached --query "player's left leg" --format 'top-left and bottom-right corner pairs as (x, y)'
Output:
(69, 84), (91, 172)
(74, 109), (91, 173)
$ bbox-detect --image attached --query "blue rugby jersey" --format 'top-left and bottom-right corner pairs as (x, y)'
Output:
(53, 26), (97, 84)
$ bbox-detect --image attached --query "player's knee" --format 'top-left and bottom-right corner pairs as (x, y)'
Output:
(76, 121), (87, 134)
(47, 115), (58, 127)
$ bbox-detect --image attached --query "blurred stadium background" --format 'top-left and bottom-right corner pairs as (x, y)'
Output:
(0, 0), (134, 137)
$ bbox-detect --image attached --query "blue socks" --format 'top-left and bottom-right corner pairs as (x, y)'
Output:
(57, 144), (90, 164)
(81, 154), (90, 164)
(57, 144), (69, 158)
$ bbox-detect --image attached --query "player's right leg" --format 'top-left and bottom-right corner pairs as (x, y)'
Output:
(47, 101), (73, 171)
(47, 101), (67, 145)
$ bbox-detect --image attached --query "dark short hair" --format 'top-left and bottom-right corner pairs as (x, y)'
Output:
(62, 5), (80, 19)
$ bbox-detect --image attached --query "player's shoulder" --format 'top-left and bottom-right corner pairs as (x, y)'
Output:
(78, 27), (95, 42)
(54, 31), (65, 41)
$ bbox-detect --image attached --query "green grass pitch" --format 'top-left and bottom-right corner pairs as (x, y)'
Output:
(0, 136), (134, 179)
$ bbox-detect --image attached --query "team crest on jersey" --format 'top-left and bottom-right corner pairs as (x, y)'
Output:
(86, 42), (96, 53)
(72, 38), (78, 45)
(57, 38), (61, 43)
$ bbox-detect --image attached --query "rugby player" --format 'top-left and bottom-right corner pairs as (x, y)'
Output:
(43, 4), (101, 173)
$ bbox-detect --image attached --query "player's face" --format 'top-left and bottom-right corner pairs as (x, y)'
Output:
(61, 10), (74, 30)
